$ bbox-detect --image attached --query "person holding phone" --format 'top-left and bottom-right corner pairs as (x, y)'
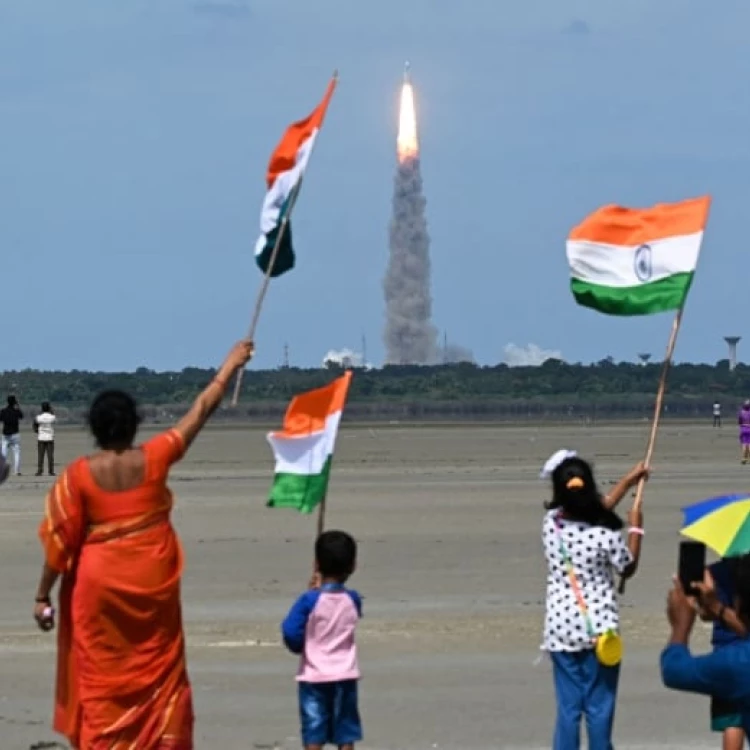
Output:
(693, 559), (749, 750)
(539, 451), (649, 750)
(662, 554), (750, 734)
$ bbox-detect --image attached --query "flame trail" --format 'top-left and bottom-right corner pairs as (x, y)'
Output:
(397, 82), (419, 163)
(383, 68), (438, 365)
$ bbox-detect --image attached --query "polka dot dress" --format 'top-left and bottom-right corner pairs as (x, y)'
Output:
(542, 509), (633, 652)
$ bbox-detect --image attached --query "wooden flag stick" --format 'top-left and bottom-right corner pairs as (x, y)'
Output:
(619, 305), (685, 596)
(231, 71), (339, 408)
(632, 305), (685, 512)
(230, 181), (300, 407)
(316, 493), (327, 539)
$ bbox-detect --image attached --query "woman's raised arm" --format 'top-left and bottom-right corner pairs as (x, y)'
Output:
(174, 340), (254, 449)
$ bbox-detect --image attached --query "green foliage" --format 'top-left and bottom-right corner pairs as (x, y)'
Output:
(2, 360), (750, 420)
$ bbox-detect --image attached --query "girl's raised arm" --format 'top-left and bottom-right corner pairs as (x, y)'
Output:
(603, 461), (650, 511)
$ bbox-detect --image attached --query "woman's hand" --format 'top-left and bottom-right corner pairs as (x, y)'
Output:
(666, 577), (697, 639)
(33, 601), (55, 632)
(693, 569), (722, 620)
(224, 340), (255, 374)
(626, 461), (650, 487)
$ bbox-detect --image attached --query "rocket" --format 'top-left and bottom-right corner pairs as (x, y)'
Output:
(403, 61), (410, 82)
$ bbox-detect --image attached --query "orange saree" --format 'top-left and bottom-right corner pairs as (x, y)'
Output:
(38, 429), (194, 750)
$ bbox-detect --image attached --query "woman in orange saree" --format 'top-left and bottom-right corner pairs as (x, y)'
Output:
(33, 340), (254, 750)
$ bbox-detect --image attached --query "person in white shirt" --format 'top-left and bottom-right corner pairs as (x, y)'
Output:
(34, 402), (56, 477)
(714, 402), (722, 428)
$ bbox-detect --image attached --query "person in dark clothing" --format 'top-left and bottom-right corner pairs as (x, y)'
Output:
(662, 554), (750, 736)
(0, 395), (23, 476)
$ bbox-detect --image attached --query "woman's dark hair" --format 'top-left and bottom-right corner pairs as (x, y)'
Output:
(546, 456), (623, 531)
(41, 401), (51, 413)
(88, 390), (141, 449)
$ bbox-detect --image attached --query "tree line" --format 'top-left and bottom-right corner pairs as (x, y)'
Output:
(1, 358), (748, 422)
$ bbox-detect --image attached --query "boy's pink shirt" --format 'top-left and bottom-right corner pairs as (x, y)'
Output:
(298, 591), (360, 682)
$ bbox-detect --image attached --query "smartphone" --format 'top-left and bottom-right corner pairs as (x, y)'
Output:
(678, 541), (706, 596)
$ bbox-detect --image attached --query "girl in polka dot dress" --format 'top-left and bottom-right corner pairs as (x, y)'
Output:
(540, 450), (649, 750)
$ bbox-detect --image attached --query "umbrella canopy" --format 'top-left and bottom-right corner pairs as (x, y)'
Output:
(681, 494), (750, 557)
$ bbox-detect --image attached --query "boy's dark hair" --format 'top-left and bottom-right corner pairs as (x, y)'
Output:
(88, 390), (142, 449)
(316, 530), (357, 579)
(546, 456), (623, 531)
(7, 395), (17, 407)
(733, 553), (750, 623)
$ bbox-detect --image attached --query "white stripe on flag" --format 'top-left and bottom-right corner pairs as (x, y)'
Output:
(567, 231), (702, 288)
(267, 411), (341, 476)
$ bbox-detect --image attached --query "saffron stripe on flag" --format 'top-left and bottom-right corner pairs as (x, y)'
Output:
(565, 196), (710, 317)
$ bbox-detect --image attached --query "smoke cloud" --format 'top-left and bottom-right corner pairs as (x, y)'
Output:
(383, 157), (438, 365)
(442, 343), (475, 364)
(322, 349), (371, 369)
(504, 343), (563, 367)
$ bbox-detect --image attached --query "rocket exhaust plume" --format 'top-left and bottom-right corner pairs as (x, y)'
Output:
(383, 64), (438, 365)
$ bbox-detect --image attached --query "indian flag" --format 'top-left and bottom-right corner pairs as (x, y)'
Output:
(255, 75), (337, 278)
(267, 371), (352, 513)
(566, 196), (711, 316)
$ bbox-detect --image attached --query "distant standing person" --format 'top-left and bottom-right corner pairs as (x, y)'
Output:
(34, 402), (56, 477)
(714, 402), (722, 428)
(739, 401), (750, 464)
(0, 395), (23, 476)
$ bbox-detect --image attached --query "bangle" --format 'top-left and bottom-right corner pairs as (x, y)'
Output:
(628, 527), (645, 536)
(35, 595), (50, 604)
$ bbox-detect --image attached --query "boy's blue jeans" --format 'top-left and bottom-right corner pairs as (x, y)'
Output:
(551, 650), (621, 750)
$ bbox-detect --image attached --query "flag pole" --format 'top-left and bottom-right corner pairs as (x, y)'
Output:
(618, 305), (685, 595)
(231, 179), (302, 406)
(231, 70), (339, 407)
(633, 304), (684, 512)
(316, 493), (327, 538)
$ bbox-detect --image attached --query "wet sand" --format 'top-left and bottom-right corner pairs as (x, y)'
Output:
(0, 421), (741, 748)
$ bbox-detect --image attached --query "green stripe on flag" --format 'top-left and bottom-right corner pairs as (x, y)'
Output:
(256, 195), (296, 278)
(267, 457), (332, 514)
(571, 272), (694, 316)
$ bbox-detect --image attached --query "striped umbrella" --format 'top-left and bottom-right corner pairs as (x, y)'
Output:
(681, 494), (750, 557)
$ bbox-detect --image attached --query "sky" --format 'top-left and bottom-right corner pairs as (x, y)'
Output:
(2, 0), (750, 371)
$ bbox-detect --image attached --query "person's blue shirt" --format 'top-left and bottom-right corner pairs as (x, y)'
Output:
(661, 640), (750, 732)
(711, 559), (742, 648)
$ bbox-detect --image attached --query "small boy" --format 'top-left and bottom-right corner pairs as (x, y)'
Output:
(282, 530), (363, 750)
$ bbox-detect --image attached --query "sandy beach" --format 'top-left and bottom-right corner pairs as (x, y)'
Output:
(0, 420), (741, 749)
